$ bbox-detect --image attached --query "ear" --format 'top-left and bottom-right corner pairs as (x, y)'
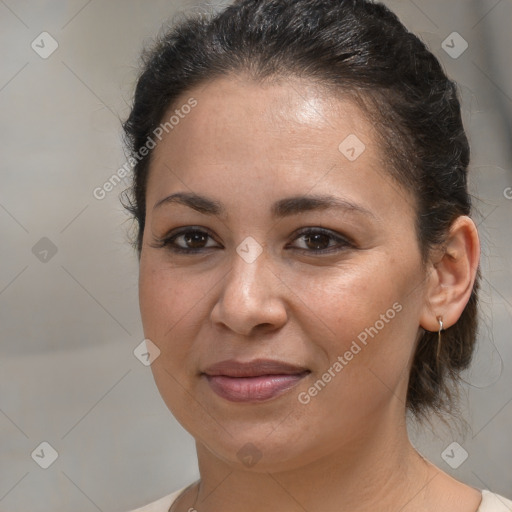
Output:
(419, 215), (480, 332)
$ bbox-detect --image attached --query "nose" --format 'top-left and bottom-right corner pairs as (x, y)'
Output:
(210, 249), (288, 336)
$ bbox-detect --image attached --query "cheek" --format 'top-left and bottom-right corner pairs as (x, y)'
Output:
(138, 255), (225, 377)
(138, 257), (209, 422)
(287, 256), (406, 342)
(139, 256), (203, 339)
(290, 256), (419, 402)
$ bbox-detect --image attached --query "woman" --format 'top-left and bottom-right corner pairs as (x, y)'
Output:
(122, 0), (512, 510)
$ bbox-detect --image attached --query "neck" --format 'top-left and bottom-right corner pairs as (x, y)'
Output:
(191, 406), (433, 512)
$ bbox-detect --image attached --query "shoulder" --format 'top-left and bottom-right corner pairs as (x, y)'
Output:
(478, 490), (512, 512)
(127, 485), (189, 512)
(127, 485), (512, 512)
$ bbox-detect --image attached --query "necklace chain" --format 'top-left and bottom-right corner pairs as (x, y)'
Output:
(169, 480), (200, 512)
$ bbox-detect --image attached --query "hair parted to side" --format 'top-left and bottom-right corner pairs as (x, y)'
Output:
(121, 0), (480, 422)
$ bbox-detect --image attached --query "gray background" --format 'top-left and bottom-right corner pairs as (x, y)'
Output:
(0, 0), (511, 510)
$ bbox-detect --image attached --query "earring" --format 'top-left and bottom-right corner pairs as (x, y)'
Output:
(436, 316), (443, 361)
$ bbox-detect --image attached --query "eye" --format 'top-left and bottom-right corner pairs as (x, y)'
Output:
(288, 227), (353, 253)
(152, 227), (222, 253)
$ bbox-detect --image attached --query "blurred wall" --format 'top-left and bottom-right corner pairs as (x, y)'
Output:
(0, 1), (511, 510)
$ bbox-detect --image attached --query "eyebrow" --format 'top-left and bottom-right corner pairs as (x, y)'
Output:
(153, 192), (224, 215)
(153, 192), (375, 219)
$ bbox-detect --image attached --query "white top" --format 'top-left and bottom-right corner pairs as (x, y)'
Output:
(129, 487), (512, 512)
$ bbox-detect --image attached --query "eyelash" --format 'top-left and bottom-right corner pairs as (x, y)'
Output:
(152, 226), (354, 255)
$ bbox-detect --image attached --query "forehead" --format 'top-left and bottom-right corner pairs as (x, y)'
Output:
(146, 75), (415, 222)
(157, 75), (371, 158)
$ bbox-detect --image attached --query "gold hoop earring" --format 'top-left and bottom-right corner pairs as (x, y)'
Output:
(436, 316), (443, 361)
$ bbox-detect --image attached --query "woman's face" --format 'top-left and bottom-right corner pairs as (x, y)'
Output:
(139, 75), (429, 471)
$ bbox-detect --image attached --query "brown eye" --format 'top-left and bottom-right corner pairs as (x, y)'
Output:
(154, 227), (222, 253)
(303, 232), (332, 251)
(289, 228), (353, 254)
(183, 231), (209, 249)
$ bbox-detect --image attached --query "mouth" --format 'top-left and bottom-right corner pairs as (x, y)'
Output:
(201, 358), (311, 402)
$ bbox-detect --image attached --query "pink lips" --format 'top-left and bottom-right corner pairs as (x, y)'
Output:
(202, 359), (310, 402)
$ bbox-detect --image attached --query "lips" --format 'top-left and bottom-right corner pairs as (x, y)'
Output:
(202, 358), (310, 402)
(203, 358), (309, 377)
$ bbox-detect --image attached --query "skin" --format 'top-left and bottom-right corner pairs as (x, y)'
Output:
(138, 75), (481, 512)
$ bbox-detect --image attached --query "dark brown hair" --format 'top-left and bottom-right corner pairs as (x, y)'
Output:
(121, 0), (479, 421)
